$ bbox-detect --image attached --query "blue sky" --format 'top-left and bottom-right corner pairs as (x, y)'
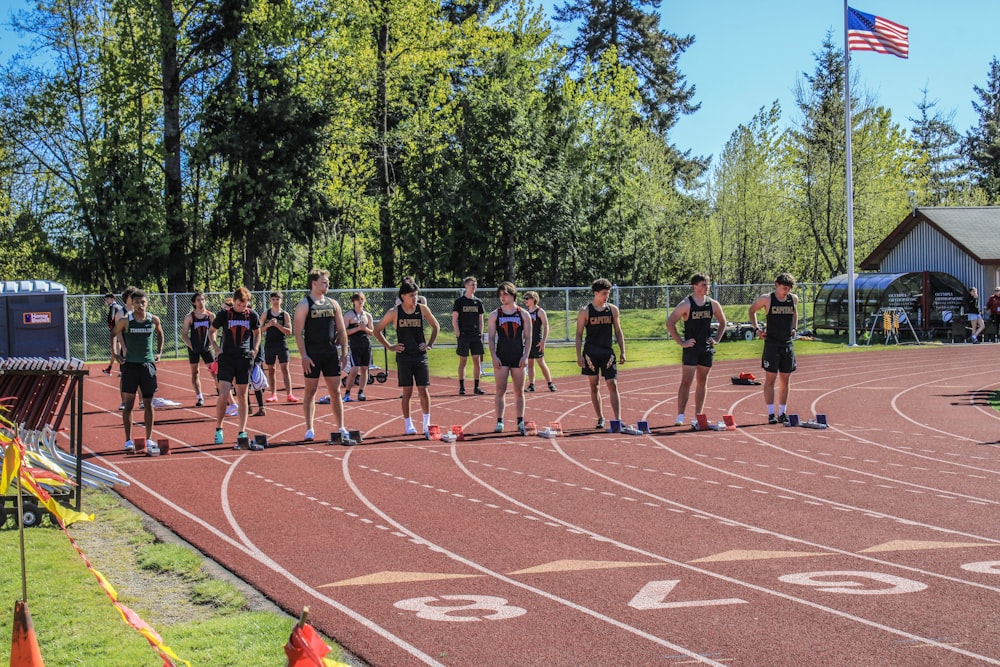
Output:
(2, 0), (997, 169)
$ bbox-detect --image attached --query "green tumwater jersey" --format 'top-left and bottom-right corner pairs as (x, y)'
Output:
(123, 314), (156, 363)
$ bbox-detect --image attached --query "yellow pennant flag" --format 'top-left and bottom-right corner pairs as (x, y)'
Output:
(1, 441), (22, 494)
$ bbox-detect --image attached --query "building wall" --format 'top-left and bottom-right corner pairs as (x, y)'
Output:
(877, 221), (989, 294)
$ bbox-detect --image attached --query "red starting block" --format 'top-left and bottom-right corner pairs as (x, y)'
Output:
(134, 438), (147, 454)
(157, 438), (171, 455)
(450, 425), (466, 441)
(695, 414), (726, 431)
(722, 414), (737, 431)
(523, 421), (537, 436)
(426, 425), (442, 441)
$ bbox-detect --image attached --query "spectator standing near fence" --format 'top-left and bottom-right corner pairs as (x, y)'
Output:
(343, 292), (374, 402)
(294, 269), (351, 443)
(523, 291), (556, 393)
(452, 276), (486, 396)
(209, 287), (261, 447)
(749, 273), (799, 424)
(488, 282), (532, 435)
(261, 290), (297, 403)
(111, 289), (164, 453)
(575, 278), (627, 430)
(666, 274), (727, 428)
(180, 292), (216, 407)
(374, 277), (440, 437)
(965, 286), (984, 343)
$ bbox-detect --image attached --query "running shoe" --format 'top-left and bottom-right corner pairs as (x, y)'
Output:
(777, 413), (789, 424)
(405, 424), (417, 435)
(265, 394), (278, 403)
(195, 396), (204, 407)
(304, 429), (315, 441)
(214, 429), (224, 445)
(118, 403), (125, 411)
(124, 440), (135, 454)
(317, 395), (331, 405)
(357, 392), (367, 401)
(673, 417), (685, 427)
(343, 394), (353, 402)
(494, 421), (504, 433)
(768, 414), (779, 425)
(596, 417), (606, 429)
(286, 394), (300, 403)
(548, 382), (556, 392)
(253, 408), (266, 417)
(102, 366), (112, 376)
(225, 404), (239, 417)
(459, 385), (466, 395)
(473, 387), (486, 395)
(518, 421), (526, 436)
(526, 384), (535, 392)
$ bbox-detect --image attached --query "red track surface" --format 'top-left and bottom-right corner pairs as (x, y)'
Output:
(74, 347), (1000, 666)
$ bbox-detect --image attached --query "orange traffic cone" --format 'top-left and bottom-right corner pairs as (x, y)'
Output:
(10, 599), (45, 666)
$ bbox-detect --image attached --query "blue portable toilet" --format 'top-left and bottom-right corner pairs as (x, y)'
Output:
(0, 280), (70, 358)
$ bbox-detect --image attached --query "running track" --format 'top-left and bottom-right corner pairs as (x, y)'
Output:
(74, 346), (1000, 666)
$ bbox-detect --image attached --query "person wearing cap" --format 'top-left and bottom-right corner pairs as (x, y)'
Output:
(374, 276), (441, 437)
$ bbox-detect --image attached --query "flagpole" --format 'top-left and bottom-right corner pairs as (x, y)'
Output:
(844, 1), (857, 346)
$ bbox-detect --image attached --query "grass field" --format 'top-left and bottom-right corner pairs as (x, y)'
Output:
(0, 489), (349, 666)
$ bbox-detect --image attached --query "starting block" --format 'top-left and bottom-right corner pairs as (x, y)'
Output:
(329, 431), (342, 445)
(722, 414), (737, 431)
(254, 434), (268, 449)
(609, 419), (622, 433)
(800, 414), (829, 429)
(426, 425), (442, 441)
(349, 429), (363, 444)
(784, 414), (800, 427)
(248, 437), (266, 451)
(695, 414), (726, 431)
(450, 425), (466, 441)
(537, 421), (563, 439)
(523, 421), (537, 436)
(157, 438), (171, 455)
(637, 420), (651, 434)
(731, 372), (761, 386)
(621, 424), (643, 435)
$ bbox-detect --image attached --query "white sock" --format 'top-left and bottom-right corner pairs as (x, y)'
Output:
(404, 417), (413, 430)
(423, 413), (431, 428)
(676, 413), (684, 423)
(767, 404), (775, 415)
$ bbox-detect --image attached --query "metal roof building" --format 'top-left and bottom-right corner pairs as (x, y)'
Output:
(860, 206), (1000, 293)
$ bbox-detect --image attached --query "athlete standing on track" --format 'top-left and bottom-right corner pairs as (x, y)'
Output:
(749, 272), (799, 424)
(488, 282), (532, 435)
(294, 269), (351, 443)
(180, 291), (216, 407)
(523, 291), (556, 393)
(374, 277), (441, 437)
(452, 276), (486, 396)
(209, 287), (261, 447)
(965, 286), (984, 343)
(575, 278), (627, 430)
(666, 273), (727, 428)
(103, 291), (124, 376)
(343, 292), (374, 402)
(261, 290), (297, 403)
(111, 289), (164, 453)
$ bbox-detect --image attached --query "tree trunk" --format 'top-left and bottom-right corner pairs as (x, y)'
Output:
(160, 0), (186, 292)
(375, 19), (394, 288)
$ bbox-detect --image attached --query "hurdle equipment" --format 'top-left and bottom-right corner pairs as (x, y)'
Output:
(609, 419), (622, 433)
(637, 420), (651, 434)
(450, 425), (467, 441)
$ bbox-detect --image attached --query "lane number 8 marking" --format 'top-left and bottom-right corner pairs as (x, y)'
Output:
(394, 595), (527, 622)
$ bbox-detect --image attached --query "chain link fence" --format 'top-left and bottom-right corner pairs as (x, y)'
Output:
(69, 283), (821, 362)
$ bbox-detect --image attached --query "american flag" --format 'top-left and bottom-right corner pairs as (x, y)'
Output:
(847, 7), (908, 59)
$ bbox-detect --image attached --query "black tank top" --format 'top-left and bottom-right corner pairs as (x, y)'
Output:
(766, 292), (796, 344)
(189, 312), (212, 351)
(495, 306), (525, 360)
(529, 308), (543, 347)
(345, 309), (371, 349)
(684, 296), (714, 349)
(303, 296), (338, 355)
(396, 304), (426, 355)
(263, 309), (289, 350)
(584, 303), (614, 355)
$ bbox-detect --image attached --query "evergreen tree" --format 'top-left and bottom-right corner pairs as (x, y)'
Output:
(909, 89), (968, 206)
(963, 56), (1000, 203)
